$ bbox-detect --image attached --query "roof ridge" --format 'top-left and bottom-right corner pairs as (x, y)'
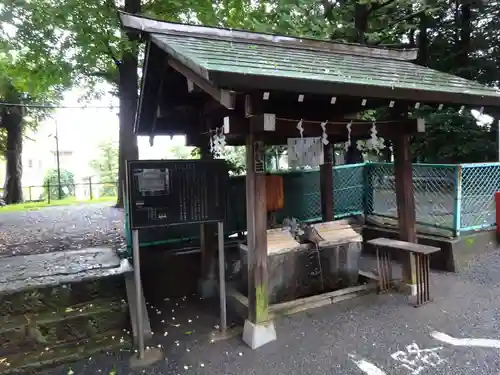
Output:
(119, 12), (418, 61)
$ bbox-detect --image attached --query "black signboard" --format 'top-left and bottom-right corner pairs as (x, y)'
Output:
(126, 159), (228, 230)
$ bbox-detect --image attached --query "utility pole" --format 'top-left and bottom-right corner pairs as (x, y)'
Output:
(54, 119), (62, 200)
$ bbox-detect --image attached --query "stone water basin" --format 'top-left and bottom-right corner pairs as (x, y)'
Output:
(239, 220), (363, 304)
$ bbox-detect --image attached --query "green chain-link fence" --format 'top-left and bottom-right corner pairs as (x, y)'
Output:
(124, 162), (500, 252)
(365, 162), (458, 232)
(460, 163), (500, 232)
(277, 170), (321, 222)
(333, 163), (365, 218)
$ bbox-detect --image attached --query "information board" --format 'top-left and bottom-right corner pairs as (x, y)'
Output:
(126, 159), (228, 230)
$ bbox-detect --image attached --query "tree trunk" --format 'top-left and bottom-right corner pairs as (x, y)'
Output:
(344, 1), (369, 164)
(115, 0), (140, 208)
(354, 2), (369, 43)
(116, 51), (139, 208)
(457, 3), (472, 78)
(416, 11), (430, 66)
(2, 107), (24, 204)
(345, 143), (363, 164)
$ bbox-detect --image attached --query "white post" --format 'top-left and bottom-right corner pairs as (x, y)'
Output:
(497, 120), (500, 161)
(217, 221), (227, 332)
(132, 229), (145, 359)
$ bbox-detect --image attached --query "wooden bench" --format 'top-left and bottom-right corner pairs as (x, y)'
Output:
(366, 238), (440, 307)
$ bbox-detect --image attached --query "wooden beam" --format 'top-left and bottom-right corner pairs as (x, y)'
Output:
(245, 128), (269, 324)
(135, 41), (166, 134)
(242, 93), (385, 121)
(223, 116), (424, 138)
(185, 133), (204, 147)
(168, 59), (236, 109)
(135, 109), (198, 136)
(213, 71), (500, 107)
(320, 143), (334, 222)
(203, 98), (232, 118)
(393, 132), (417, 285)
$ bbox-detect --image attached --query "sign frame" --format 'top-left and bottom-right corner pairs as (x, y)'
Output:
(125, 159), (228, 230)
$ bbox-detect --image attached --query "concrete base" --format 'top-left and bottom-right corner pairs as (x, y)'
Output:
(124, 272), (153, 345)
(198, 278), (217, 299)
(129, 348), (164, 368)
(210, 326), (244, 342)
(394, 282), (417, 296)
(242, 320), (277, 350)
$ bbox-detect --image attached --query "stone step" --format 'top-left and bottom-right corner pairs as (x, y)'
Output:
(0, 297), (131, 374)
(0, 298), (129, 356)
(0, 330), (131, 374)
(0, 297), (127, 333)
(0, 249), (136, 373)
(0, 275), (126, 317)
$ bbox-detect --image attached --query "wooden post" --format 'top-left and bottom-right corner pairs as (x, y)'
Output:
(393, 133), (417, 285)
(198, 139), (218, 298)
(245, 132), (269, 324)
(320, 143), (334, 222)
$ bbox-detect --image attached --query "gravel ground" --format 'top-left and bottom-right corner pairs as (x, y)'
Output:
(0, 203), (125, 256)
(34, 249), (500, 375)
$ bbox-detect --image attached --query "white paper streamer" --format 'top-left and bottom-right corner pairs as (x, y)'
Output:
(320, 121), (329, 145)
(344, 121), (352, 151)
(296, 119), (304, 137)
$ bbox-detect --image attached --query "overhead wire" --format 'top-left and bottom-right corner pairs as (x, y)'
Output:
(0, 102), (119, 109)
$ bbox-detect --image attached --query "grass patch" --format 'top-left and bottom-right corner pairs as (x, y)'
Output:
(0, 196), (116, 213)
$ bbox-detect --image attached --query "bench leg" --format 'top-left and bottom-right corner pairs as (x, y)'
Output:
(414, 254), (431, 307)
(376, 248), (392, 293)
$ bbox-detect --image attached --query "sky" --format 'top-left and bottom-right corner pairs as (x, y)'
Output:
(37, 87), (187, 159)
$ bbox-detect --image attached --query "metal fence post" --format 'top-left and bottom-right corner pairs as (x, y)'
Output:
(47, 182), (51, 204)
(452, 165), (462, 237)
(363, 163), (373, 217)
(29, 186), (32, 202)
(89, 177), (93, 200)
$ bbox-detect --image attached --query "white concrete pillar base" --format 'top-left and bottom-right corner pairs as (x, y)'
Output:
(394, 281), (418, 296)
(242, 319), (277, 350)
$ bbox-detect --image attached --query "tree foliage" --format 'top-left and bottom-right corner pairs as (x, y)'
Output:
(1, 0), (500, 171)
(188, 145), (247, 175)
(43, 168), (75, 200)
(89, 139), (119, 196)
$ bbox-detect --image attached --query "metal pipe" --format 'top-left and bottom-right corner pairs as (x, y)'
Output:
(132, 230), (145, 359)
(218, 221), (227, 332)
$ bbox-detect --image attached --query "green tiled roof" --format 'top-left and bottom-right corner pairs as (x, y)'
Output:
(151, 33), (500, 103)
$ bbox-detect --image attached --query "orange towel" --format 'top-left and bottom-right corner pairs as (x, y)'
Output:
(266, 175), (284, 212)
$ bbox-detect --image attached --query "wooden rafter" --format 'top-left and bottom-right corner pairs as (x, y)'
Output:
(168, 59), (236, 110)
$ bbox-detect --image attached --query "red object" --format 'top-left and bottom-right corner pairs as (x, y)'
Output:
(496, 192), (500, 233)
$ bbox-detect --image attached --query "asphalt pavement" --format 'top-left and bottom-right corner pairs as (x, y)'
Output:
(4, 203), (500, 375)
(32, 248), (500, 375)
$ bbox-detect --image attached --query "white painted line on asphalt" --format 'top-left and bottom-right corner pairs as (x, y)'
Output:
(431, 331), (500, 349)
(348, 354), (387, 375)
